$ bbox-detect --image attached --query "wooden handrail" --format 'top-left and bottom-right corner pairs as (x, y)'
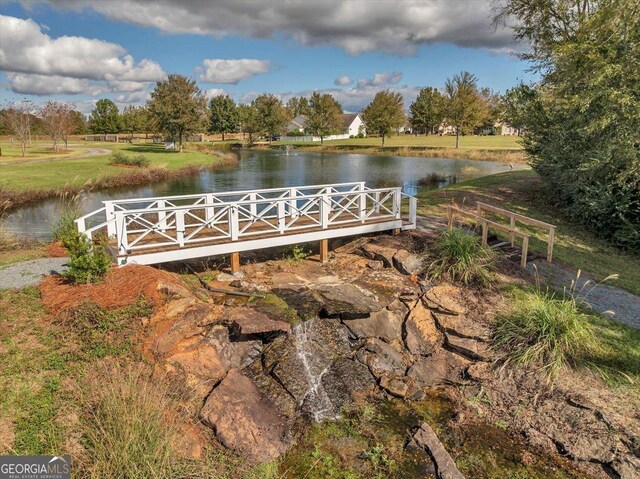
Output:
(476, 201), (556, 263)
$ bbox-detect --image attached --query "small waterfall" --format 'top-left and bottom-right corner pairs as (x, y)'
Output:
(293, 320), (336, 422)
(285, 145), (291, 156)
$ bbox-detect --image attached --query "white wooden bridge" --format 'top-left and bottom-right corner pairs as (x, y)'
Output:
(76, 182), (417, 270)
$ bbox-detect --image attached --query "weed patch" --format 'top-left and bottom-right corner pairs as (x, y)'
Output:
(426, 229), (494, 284)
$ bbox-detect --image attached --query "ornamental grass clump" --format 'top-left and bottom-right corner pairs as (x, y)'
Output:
(426, 229), (494, 284)
(494, 288), (597, 379)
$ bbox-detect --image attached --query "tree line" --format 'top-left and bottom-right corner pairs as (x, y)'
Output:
(497, 0), (639, 252)
(2, 69), (504, 156)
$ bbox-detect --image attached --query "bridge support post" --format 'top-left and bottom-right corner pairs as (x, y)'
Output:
(319, 239), (329, 263)
(230, 252), (240, 273)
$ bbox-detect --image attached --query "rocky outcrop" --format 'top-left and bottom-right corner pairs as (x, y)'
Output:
(411, 422), (465, 479)
(404, 300), (443, 356)
(343, 302), (406, 342)
(199, 369), (291, 464)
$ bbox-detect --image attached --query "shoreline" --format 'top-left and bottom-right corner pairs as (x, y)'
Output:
(0, 154), (238, 211)
(252, 143), (527, 163)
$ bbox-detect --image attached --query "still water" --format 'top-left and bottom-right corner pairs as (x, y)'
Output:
(4, 149), (520, 240)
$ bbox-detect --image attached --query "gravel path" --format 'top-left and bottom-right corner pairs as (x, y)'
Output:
(0, 258), (68, 289)
(529, 260), (640, 329)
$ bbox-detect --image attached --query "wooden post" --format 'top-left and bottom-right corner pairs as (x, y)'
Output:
(521, 236), (529, 268)
(230, 252), (240, 273)
(319, 239), (329, 263)
(509, 216), (516, 247)
(547, 226), (555, 263)
(481, 220), (488, 246)
(447, 207), (453, 231)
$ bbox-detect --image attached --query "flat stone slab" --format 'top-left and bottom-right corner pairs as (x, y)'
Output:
(0, 258), (68, 289)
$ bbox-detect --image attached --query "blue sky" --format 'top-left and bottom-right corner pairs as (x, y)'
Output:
(0, 1), (536, 113)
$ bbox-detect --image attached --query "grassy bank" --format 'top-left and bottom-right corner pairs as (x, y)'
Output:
(0, 142), (236, 209)
(268, 143), (525, 163)
(418, 170), (640, 296)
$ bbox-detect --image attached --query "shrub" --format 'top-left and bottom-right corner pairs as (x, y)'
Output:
(62, 231), (111, 284)
(286, 244), (311, 264)
(109, 151), (150, 167)
(426, 229), (494, 284)
(494, 288), (597, 379)
(417, 173), (448, 186)
(52, 202), (80, 241)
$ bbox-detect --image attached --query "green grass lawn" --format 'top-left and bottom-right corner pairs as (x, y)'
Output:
(280, 134), (523, 150)
(418, 170), (640, 296)
(0, 142), (230, 191)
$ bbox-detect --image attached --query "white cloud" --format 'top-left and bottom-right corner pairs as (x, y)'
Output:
(356, 71), (402, 88)
(0, 14), (165, 96)
(196, 59), (271, 84)
(41, 0), (517, 55)
(205, 88), (229, 99)
(334, 75), (353, 86)
(6, 73), (107, 96)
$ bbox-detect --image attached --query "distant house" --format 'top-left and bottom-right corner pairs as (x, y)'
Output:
(287, 115), (307, 133)
(342, 113), (365, 137)
(492, 121), (520, 136)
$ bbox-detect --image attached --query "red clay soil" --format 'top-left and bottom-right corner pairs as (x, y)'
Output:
(46, 241), (68, 258)
(40, 264), (178, 315)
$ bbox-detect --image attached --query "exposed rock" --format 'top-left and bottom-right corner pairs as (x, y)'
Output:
(412, 422), (465, 479)
(265, 319), (352, 406)
(611, 455), (640, 479)
(200, 369), (291, 464)
(166, 335), (229, 383)
(318, 358), (376, 412)
(424, 285), (467, 315)
(367, 260), (384, 270)
(157, 281), (194, 300)
(356, 338), (407, 379)
(407, 350), (470, 387)
(434, 312), (492, 341)
(392, 249), (425, 275)
(445, 335), (492, 361)
(404, 301), (443, 356)
(216, 272), (238, 282)
(243, 359), (299, 423)
(380, 376), (410, 398)
(224, 307), (291, 337)
(313, 283), (382, 318)
(342, 306), (405, 343)
(361, 242), (398, 267)
(273, 287), (325, 321)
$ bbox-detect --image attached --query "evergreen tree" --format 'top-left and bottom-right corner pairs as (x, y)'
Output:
(253, 94), (289, 145)
(88, 99), (121, 134)
(208, 95), (239, 141)
(306, 93), (343, 145)
(409, 87), (445, 135)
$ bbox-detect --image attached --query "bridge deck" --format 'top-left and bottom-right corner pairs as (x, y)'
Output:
(77, 182), (417, 266)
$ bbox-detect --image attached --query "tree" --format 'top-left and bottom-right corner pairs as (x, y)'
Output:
(147, 74), (207, 150)
(88, 99), (121, 134)
(305, 93), (343, 145)
(478, 88), (503, 134)
(443, 71), (488, 148)
(362, 91), (405, 147)
(121, 105), (145, 141)
(1, 101), (35, 157)
(495, 0), (640, 250)
(286, 96), (310, 117)
(409, 87), (446, 135)
(237, 103), (259, 145)
(39, 101), (66, 152)
(69, 110), (88, 135)
(253, 94), (290, 145)
(59, 105), (81, 149)
(208, 95), (239, 141)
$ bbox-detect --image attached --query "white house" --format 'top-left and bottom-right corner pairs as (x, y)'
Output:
(343, 113), (365, 136)
(287, 115), (307, 133)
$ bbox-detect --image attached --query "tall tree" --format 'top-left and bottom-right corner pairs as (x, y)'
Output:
(39, 101), (66, 152)
(286, 96), (310, 117)
(237, 103), (259, 145)
(362, 90), (405, 147)
(1, 101), (35, 157)
(69, 110), (88, 135)
(254, 94), (289, 145)
(409, 87), (445, 135)
(306, 93), (343, 145)
(88, 99), (121, 134)
(121, 105), (145, 141)
(208, 95), (239, 141)
(58, 105), (80, 149)
(443, 71), (487, 148)
(495, 0), (640, 250)
(147, 74), (206, 150)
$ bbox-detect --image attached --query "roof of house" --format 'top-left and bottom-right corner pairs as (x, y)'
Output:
(342, 113), (359, 128)
(290, 115), (307, 128)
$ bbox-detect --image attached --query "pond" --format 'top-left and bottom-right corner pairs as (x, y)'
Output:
(4, 149), (522, 240)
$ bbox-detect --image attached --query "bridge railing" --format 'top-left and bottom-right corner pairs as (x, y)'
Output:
(75, 183), (417, 254)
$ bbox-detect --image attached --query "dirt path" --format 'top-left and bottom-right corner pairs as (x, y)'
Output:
(0, 147), (111, 165)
